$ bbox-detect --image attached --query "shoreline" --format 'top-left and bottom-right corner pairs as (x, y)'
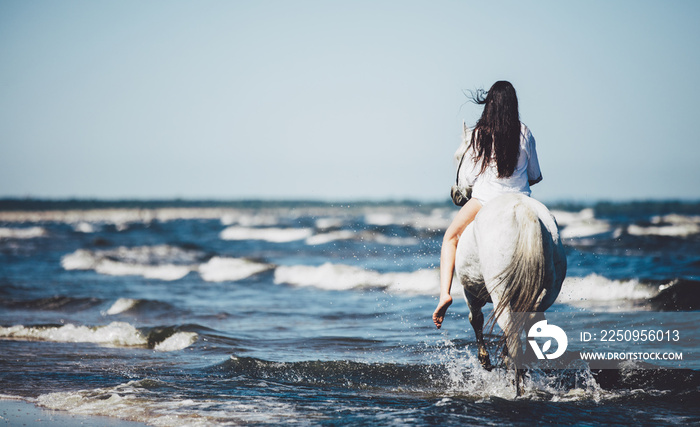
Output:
(0, 398), (148, 427)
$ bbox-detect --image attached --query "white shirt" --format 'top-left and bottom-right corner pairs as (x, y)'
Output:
(455, 122), (542, 205)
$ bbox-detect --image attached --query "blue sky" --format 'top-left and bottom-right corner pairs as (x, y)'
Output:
(1, 0), (699, 202)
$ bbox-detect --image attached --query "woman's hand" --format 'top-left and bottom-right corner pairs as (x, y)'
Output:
(432, 295), (453, 329)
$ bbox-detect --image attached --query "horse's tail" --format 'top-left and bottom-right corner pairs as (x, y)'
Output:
(490, 201), (547, 331)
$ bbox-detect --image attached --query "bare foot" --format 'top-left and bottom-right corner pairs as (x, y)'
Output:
(432, 295), (453, 329)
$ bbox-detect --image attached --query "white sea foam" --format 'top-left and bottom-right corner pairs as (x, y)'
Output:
(434, 340), (611, 401)
(556, 274), (658, 305)
(627, 223), (700, 237)
(552, 208), (611, 239)
(108, 245), (204, 265)
(653, 213), (700, 225)
(637, 213), (700, 236)
(373, 234), (420, 246)
(364, 212), (395, 226)
(363, 209), (453, 231)
(105, 298), (139, 315)
(407, 208), (454, 231)
(220, 213), (282, 227)
(36, 380), (305, 426)
(0, 207), (236, 225)
(383, 269), (440, 294)
(305, 230), (419, 246)
(305, 230), (357, 245)
(154, 332), (198, 351)
(275, 263), (376, 291)
(94, 260), (192, 281)
(220, 226), (313, 243)
(0, 322), (147, 347)
(61, 249), (98, 270)
(314, 217), (346, 230)
(72, 222), (97, 233)
(220, 214), (237, 226)
(550, 209), (594, 226)
(0, 322), (197, 351)
(560, 221), (612, 239)
(273, 263), (662, 307)
(273, 263), (438, 294)
(0, 393), (25, 401)
(0, 226), (47, 239)
(61, 245), (201, 281)
(198, 257), (272, 282)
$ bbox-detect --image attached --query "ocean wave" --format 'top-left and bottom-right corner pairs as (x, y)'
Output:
(273, 263), (688, 310)
(72, 221), (98, 233)
(198, 257), (272, 282)
(0, 322), (196, 351)
(102, 298), (178, 316)
(214, 355), (443, 390)
(1, 296), (102, 312)
(314, 217), (347, 230)
(434, 347), (616, 401)
(552, 209), (612, 239)
(61, 249), (97, 270)
(653, 213), (700, 225)
(63, 247), (274, 283)
(95, 260), (193, 281)
(26, 356), (700, 427)
(105, 298), (140, 315)
(4, 295), (183, 318)
(61, 245), (205, 281)
(211, 354), (636, 402)
(0, 226), (47, 239)
(363, 208), (453, 231)
(627, 224), (700, 237)
(627, 215), (700, 237)
(363, 212), (395, 226)
(373, 234), (420, 246)
(220, 226), (313, 243)
(0, 207), (238, 225)
(221, 212), (282, 227)
(35, 379), (304, 427)
(0, 322), (147, 347)
(304, 230), (419, 246)
(154, 331), (198, 351)
(273, 263), (438, 294)
(218, 224), (422, 247)
(550, 209), (594, 226)
(63, 245), (204, 266)
(305, 230), (357, 245)
(647, 279), (700, 311)
(556, 274), (658, 306)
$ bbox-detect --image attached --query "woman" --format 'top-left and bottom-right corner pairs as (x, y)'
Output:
(433, 81), (543, 329)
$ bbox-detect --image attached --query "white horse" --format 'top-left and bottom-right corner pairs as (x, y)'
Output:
(454, 193), (567, 395)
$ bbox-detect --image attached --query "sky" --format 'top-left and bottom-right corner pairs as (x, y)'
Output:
(1, 0), (699, 202)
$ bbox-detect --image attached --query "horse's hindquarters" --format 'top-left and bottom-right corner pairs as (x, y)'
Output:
(455, 194), (567, 389)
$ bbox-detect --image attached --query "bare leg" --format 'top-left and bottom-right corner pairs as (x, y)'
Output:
(433, 198), (482, 329)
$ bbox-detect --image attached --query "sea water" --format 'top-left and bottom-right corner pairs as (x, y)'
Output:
(0, 199), (698, 425)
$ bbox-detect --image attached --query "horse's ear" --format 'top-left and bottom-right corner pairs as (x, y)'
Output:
(462, 121), (472, 143)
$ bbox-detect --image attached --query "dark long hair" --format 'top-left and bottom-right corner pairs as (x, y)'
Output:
(468, 81), (521, 178)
